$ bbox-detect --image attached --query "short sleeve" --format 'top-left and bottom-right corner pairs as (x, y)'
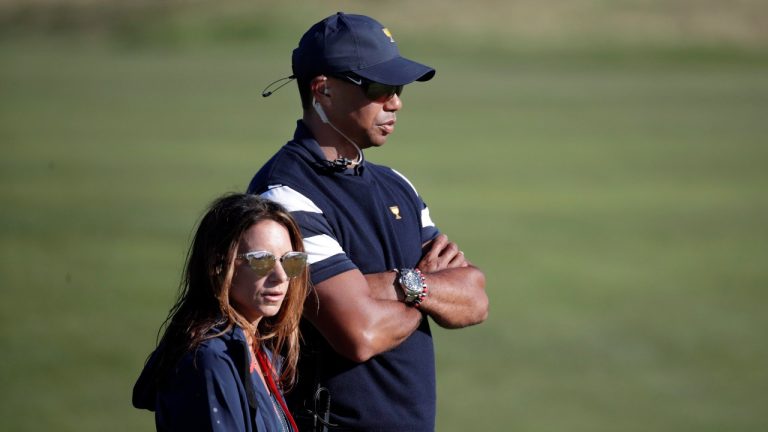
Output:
(260, 185), (357, 284)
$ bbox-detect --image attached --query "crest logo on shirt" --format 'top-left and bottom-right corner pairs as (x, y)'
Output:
(389, 205), (402, 219)
(382, 28), (395, 43)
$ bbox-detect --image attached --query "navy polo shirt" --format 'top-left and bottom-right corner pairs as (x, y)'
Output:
(247, 121), (439, 431)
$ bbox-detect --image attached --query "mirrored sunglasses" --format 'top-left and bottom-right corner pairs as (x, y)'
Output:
(334, 73), (403, 103)
(236, 250), (308, 278)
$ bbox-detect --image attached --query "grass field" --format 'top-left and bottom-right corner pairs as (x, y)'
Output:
(2, 2), (768, 431)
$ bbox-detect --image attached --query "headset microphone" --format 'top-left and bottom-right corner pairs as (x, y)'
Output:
(321, 157), (355, 172)
(261, 75), (295, 98)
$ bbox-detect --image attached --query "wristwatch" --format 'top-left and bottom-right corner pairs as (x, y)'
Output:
(396, 268), (428, 307)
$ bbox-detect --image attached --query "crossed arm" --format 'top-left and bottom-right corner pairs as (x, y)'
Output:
(303, 234), (488, 362)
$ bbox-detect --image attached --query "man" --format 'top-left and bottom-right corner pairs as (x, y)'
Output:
(248, 12), (488, 431)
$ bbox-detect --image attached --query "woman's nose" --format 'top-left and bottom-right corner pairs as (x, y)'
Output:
(269, 260), (290, 282)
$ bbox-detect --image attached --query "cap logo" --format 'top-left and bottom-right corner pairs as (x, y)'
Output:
(382, 28), (395, 43)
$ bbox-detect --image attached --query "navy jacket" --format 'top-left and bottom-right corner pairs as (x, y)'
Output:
(133, 326), (293, 431)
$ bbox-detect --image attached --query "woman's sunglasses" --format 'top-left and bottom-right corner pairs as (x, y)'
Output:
(333, 73), (403, 103)
(236, 250), (308, 278)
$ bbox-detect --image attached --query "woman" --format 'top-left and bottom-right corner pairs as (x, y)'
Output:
(133, 193), (308, 431)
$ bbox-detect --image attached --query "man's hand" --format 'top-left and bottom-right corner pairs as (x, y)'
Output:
(414, 234), (488, 329)
(418, 234), (469, 273)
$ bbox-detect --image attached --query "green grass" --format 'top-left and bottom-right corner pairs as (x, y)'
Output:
(2, 5), (768, 431)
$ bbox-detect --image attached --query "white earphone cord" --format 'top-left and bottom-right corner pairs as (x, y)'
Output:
(314, 93), (364, 166)
(326, 121), (364, 165)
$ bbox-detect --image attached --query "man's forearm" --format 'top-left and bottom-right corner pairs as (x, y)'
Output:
(417, 265), (488, 329)
(367, 264), (488, 329)
(364, 271), (402, 301)
(306, 270), (423, 363)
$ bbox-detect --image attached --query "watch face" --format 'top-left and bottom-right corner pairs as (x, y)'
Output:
(400, 270), (423, 295)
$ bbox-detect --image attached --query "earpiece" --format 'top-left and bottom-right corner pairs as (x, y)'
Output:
(313, 97), (330, 124)
(313, 78), (331, 123)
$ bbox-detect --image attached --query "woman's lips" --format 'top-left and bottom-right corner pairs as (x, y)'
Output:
(261, 291), (285, 302)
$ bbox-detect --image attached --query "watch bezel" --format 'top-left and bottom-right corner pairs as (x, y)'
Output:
(397, 268), (426, 304)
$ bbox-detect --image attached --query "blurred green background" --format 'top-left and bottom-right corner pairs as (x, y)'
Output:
(2, 0), (767, 431)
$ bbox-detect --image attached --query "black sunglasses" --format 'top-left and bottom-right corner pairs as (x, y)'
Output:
(332, 73), (403, 103)
(236, 250), (308, 278)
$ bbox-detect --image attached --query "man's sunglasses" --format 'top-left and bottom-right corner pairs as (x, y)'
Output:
(236, 250), (308, 278)
(333, 73), (403, 103)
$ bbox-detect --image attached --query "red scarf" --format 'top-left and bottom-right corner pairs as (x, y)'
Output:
(256, 349), (299, 432)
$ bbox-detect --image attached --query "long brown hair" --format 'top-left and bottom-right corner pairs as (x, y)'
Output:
(154, 193), (309, 389)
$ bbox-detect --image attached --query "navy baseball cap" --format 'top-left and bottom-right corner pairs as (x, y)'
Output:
(292, 12), (435, 86)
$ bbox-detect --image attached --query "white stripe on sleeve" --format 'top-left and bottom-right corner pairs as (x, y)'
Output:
(260, 185), (322, 214)
(303, 234), (345, 264)
(421, 207), (435, 228)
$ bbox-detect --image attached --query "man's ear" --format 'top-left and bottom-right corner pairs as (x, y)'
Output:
(311, 76), (330, 98)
